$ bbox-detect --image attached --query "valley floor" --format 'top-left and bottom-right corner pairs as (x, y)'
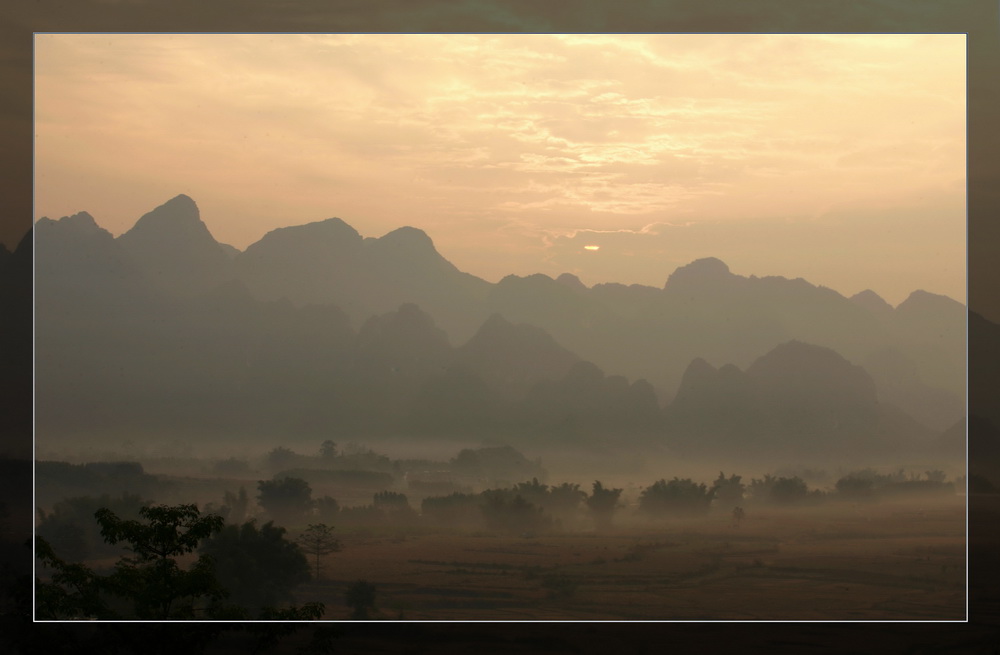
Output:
(301, 497), (966, 621)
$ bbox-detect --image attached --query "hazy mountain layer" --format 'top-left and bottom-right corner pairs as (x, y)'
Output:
(31, 195), (969, 465)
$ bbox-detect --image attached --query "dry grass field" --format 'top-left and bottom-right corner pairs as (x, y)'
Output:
(298, 496), (966, 621)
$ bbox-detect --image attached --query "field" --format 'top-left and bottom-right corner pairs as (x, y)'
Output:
(298, 497), (966, 621)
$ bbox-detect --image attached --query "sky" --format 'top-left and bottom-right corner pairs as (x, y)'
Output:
(33, 34), (966, 306)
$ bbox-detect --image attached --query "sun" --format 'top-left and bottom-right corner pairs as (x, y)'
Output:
(584, 245), (600, 251)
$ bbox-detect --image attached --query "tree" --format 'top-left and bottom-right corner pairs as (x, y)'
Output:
(297, 524), (341, 579)
(711, 472), (745, 504)
(266, 446), (300, 473)
(480, 491), (549, 535)
(373, 490), (417, 524)
(585, 481), (622, 531)
(345, 579), (376, 619)
(638, 478), (715, 517)
(199, 519), (312, 612)
(769, 476), (809, 505)
(257, 477), (314, 526)
(835, 474), (876, 500)
(750, 474), (810, 505)
(36, 503), (227, 619)
(314, 495), (341, 523)
(319, 440), (338, 461)
(545, 482), (586, 527)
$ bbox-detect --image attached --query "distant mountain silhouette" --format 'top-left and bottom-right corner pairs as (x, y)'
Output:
(30, 194), (967, 464)
(236, 217), (490, 340)
(664, 256), (740, 293)
(666, 340), (930, 462)
(117, 194), (233, 296)
(521, 360), (661, 440)
(456, 313), (580, 402)
(850, 289), (894, 316)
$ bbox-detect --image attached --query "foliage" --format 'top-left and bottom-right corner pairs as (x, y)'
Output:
(834, 469), (956, 500)
(748, 475), (817, 505)
(314, 495), (341, 523)
(36, 503), (227, 619)
(373, 490), (418, 523)
(373, 490), (411, 511)
(257, 477), (314, 526)
(480, 491), (550, 535)
(507, 479), (585, 526)
(345, 579), (377, 619)
(265, 447), (303, 474)
(547, 482), (586, 516)
(585, 481), (622, 530)
(449, 446), (546, 486)
(512, 478), (550, 506)
(200, 519), (311, 612)
(297, 524), (341, 579)
(35, 461), (163, 502)
(318, 439), (338, 460)
(835, 475), (876, 500)
(639, 478), (715, 517)
(711, 472), (745, 504)
(36, 492), (148, 562)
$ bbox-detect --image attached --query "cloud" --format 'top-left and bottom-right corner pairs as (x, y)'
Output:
(34, 34), (964, 305)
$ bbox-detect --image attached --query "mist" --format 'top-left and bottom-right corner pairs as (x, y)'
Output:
(30, 193), (968, 620)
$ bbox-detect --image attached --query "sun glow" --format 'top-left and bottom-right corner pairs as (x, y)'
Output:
(584, 245), (600, 251)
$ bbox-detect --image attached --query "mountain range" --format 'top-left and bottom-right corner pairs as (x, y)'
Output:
(31, 194), (970, 466)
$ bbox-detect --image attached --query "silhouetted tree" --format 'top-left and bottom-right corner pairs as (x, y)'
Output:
(36, 504), (227, 619)
(711, 472), (745, 504)
(750, 474), (811, 505)
(257, 477), (313, 526)
(199, 519), (311, 612)
(297, 523), (341, 579)
(586, 481), (622, 531)
(835, 475), (876, 500)
(265, 446), (300, 473)
(639, 478), (715, 517)
(345, 579), (377, 619)
(513, 478), (549, 506)
(546, 482), (587, 526)
(319, 440), (338, 461)
(480, 491), (549, 534)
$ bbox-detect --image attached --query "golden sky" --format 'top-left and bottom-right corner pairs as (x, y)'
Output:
(34, 34), (965, 305)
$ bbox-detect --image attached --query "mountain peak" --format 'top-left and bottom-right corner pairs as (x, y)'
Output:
(665, 257), (734, 290)
(61, 211), (100, 230)
(116, 195), (232, 295)
(896, 289), (963, 312)
(37, 211), (112, 239)
(851, 289), (893, 314)
(556, 273), (588, 292)
(379, 225), (433, 246)
(119, 194), (212, 244)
